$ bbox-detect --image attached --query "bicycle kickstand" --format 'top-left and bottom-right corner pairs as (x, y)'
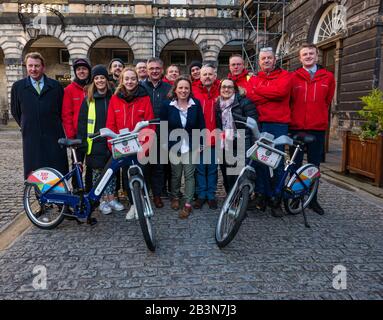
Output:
(300, 197), (310, 228)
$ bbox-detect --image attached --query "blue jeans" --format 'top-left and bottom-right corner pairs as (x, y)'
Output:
(254, 122), (288, 197)
(196, 146), (218, 200)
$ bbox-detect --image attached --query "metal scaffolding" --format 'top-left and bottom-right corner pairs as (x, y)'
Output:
(242, 0), (288, 73)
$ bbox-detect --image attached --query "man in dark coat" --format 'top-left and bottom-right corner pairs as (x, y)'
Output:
(11, 52), (68, 179)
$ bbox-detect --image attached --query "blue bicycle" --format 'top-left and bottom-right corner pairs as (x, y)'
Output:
(23, 119), (159, 251)
(215, 116), (321, 248)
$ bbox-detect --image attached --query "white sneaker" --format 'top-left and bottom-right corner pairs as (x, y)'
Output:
(126, 205), (138, 220)
(108, 199), (124, 211)
(99, 201), (112, 215)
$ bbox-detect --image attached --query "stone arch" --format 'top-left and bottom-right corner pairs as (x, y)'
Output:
(22, 35), (71, 86)
(156, 28), (202, 57)
(88, 36), (134, 67)
(159, 39), (202, 74)
(88, 25), (151, 61)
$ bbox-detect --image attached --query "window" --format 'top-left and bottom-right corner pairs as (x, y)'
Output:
(170, 51), (186, 65)
(59, 49), (69, 64)
(218, 52), (234, 66)
(313, 4), (347, 44)
(112, 50), (130, 64)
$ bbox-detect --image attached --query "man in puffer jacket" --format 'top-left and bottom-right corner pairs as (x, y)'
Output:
(290, 43), (335, 215)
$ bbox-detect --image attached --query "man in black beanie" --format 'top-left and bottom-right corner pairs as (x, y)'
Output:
(108, 58), (125, 89)
(62, 57), (92, 190)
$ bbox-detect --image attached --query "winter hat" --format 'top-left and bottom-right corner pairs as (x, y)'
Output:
(73, 58), (91, 73)
(91, 64), (109, 81)
(108, 58), (125, 71)
(189, 60), (202, 74)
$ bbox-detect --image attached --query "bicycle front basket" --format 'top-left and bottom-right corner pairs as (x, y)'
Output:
(111, 135), (142, 159)
(249, 143), (284, 169)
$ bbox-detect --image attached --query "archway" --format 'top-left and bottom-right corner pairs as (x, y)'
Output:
(217, 40), (255, 78)
(159, 39), (202, 75)
(89, 37), (134, 67)
(23, 36), (71, 87)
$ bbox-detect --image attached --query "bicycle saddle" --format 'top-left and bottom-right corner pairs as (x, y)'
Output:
(58, 138), (83, 147)
(291, 132), (316, 144)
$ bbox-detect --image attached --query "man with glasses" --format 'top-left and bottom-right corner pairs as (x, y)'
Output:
(248, 47), (292, 217)
(135, 60), (148, 82)
(227, 54), (256, 100)
(141, 57), (172, 208)
(289, 43), (335, 215)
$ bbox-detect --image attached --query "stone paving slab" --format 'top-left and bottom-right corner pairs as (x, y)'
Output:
(0, 179), (383, 299)
(0, 132), (24, 231)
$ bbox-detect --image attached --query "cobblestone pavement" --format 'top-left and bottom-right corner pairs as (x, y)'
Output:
(0, 130), (24, 231)
(1, 176), (383, 299)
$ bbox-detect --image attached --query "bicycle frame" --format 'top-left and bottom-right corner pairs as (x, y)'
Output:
(37, 148), (139, 219)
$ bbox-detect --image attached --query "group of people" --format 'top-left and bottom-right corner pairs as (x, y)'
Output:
(11, 42), (335, 221)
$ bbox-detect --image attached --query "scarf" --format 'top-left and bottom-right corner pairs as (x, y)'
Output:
(219, 95), (236, 148)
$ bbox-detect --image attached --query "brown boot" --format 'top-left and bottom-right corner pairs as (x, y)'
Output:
(179, 205), (192, 219)
(170, 198), (180, 210)
(153, 196), (164, 208)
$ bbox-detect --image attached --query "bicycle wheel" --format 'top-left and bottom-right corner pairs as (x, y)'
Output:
(132, 181), (156, 251)
(23, 184), (66, 229)
(215, 185), (250, 248)
(284, 164), (320, 215)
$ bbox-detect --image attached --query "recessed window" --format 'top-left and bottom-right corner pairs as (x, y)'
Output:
(170, 51), (186, 65)
(59, 49), (69, 64)
(112, 50), (130, 64)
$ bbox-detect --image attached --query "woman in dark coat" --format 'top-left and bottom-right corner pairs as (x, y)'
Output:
(215, 78), (258, 193)
(11, 52), (68, 179)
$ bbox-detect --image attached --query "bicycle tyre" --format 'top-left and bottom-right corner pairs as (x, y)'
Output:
(284, 164), (320, 215)
(215, 185), (250, 248)
(132, 181), (156, 251)
(23, 184), (66, 230)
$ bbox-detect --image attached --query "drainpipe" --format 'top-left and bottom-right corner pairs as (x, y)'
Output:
(153, 0), (157, 57)
(374, 0), (383, 88)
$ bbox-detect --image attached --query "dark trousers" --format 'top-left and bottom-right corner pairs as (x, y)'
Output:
(289, 129), (325, 202)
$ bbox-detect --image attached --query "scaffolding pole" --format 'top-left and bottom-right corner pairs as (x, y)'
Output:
(242, 0), (288, 72)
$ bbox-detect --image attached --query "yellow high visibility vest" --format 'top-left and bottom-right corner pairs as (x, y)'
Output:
(86, 100), (96, 155)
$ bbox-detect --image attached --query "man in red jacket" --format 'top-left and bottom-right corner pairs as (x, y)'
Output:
(227, 54), (256, 99)
(290, 43), (335, 215)
(62, 58), (92, 190)
(192, 63), (220, 209)
(248, 47), (292, 217)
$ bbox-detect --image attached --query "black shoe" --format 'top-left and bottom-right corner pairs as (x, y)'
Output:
(193, 198), (205, 209)
(309, 201), (325, 215)
(207, 199), (218, 210)
(270, 206), (284, 217)
(248, 193), (267, 211)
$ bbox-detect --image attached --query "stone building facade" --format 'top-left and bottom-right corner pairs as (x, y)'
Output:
(0, 0), (247, 122)
(0, 0), (382, 137)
